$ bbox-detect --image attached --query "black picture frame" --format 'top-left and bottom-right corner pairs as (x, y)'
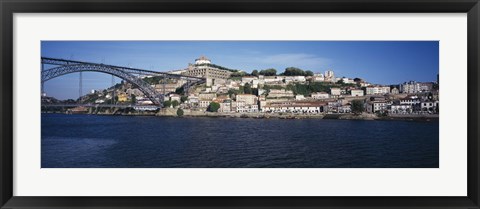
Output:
(1, 0), (479, 208)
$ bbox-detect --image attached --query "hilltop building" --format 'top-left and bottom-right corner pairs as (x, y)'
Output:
(182, 56), (232, 86)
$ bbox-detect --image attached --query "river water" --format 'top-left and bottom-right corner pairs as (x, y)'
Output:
(41, 114), (439, 168)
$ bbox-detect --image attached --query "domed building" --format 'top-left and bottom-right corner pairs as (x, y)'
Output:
(182, 56), (232, 86)
(195, 55), (211, 65)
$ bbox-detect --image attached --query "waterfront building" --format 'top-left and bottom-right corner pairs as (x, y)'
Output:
(366, 101), (389, 113)
(232, 101), (246, 112)
(421, 101), (438, 112)
(199, 100), (211, 108)
(366, 86), (391, 95)
(351, 89), (364, 97)
(311, 92), (330, 100)
(261, 101), (328, 114)
(338, 104), (352, 113)
(399, 95), (421, 106)
(219, 100), (232, 113)
(390, 104), (412, 114)
(236, 94), (257, 105)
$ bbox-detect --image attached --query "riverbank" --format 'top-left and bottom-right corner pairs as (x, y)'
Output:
(156, 108), (439, 121)
(42, 109), (438, 121)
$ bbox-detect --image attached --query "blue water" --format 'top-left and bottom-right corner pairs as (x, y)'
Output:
(41, 114), (439, 168)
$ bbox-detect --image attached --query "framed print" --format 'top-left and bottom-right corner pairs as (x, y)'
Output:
(1, 0), (479, 208)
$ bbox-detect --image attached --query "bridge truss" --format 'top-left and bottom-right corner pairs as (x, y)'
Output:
(41, 57), (205, 106)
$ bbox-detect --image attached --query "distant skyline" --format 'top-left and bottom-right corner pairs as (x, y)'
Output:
(42, 41), (439, 100)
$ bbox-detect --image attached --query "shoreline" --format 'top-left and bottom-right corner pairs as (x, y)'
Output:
(41, 110), (439, 121)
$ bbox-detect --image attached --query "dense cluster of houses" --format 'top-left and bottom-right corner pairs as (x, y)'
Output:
(90, 56), (439, 115)
(161, 74), (439, 115)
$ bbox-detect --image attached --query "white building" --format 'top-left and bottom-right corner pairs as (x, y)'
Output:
(219, 101), (232, 112)
(324, 70), (335, 82)
(241, 76), (256, 84)
(351, 89), (364, 97)
(366, 86), (391, 95)
(421, 101), (438, 112)
(390, 104), (412, 114)
(367, 101), (389, 113)
(341, 77), (356, 84)
(261, 101), (328, 114)
(313, 73), (324, 82)
(295, 95), (305, 100)
(169, 94), (181, 102)
(330, 88), (341, 97)
(199, 100), (211, 108)
(391, 87), (400, 94)
(267, 89), (294, 98)
(195, 55), (211, 65)
(400, 81), (421, 94)
(400, 96), (421, 105)
(311, 92), (330, 100)
(236, 94), (257, 105)
(198, 93), (216, 101)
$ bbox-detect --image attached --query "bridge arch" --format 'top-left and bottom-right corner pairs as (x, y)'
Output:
(42, 63), (163, 106)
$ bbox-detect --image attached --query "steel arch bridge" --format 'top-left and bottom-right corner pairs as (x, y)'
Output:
(41, 57), (205, 106)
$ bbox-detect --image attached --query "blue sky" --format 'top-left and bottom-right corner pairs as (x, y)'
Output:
(42, 41), (438, 100)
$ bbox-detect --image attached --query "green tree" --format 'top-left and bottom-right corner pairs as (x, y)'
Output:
(283, 67), (306, 76)
(163, 100), (172, 108)
(259, 68), (277, 76)
(228, 89), (241, 98)
(351, 100), (364, 115)
(130, 94), (136, 104)
(336, 79), (345, 85)
(175, 87), (184, 95)
(231, 71), (247, 77)
(176, 108), (184, 117)
(171, 100), (179, 107)
(244, 83), (252, 94)
(305, 70), (314, 76)
(208, 102), (220, 112)
(251, 70), (259, 76)
(180, 96), (188, 103)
